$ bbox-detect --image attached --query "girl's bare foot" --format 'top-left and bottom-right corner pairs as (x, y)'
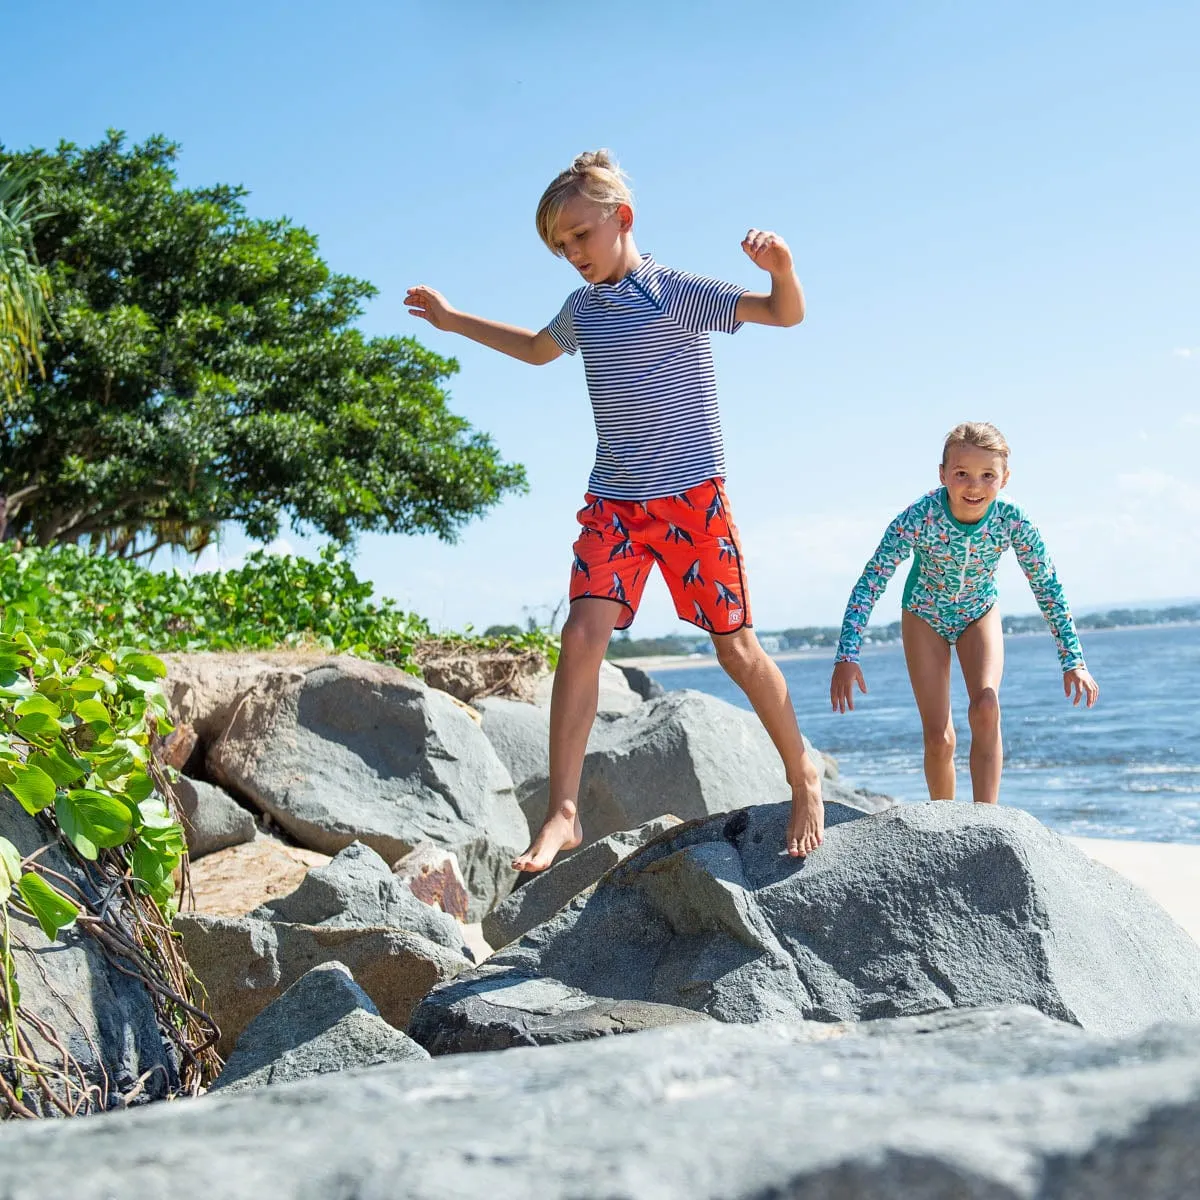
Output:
(512, 800), (583, 873)
(786, 766), (825, 857)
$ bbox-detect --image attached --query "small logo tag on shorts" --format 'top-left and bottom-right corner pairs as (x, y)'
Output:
(727, 609), (742, 625)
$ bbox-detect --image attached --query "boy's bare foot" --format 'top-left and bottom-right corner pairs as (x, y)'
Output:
(786, 766), (825, 858)
(513, 800), (583, 873)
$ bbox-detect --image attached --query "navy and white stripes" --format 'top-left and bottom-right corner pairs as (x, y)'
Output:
(546, 255), (745, 500)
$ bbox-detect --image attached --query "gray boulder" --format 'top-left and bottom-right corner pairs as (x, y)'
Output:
(173, 775), (257, 859)
(210, 962), (428, 1094)
(482, 815), (682, 949)
(532, 658), (643, 715)
(474, 696), (552, 804)
(251, 841), (472, 959)
(4, 1008), (1200, 1198)
(206, 655), (529, 918)
(612, 661), (665, 700)
(486, 801), (1200, 1036)
(408, 964), (711, 1054)
(175, 913), (466, 1056)
(1, 800), (177, 1114)
(517, 689), (862, 850)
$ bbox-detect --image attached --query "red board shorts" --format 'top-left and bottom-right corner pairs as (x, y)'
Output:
(568, 478), (752, 634)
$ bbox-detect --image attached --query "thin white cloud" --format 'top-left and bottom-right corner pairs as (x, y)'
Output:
(1180, 413), (1200, 428)
(1173, 347), (1197, 359)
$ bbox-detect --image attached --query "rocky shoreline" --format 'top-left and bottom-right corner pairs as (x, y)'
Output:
(2, 649), (1198, 1197)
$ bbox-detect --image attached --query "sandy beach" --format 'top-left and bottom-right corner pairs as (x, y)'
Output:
(1071, 837), (1200, 943)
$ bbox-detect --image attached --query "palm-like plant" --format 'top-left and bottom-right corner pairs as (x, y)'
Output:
(0, 164), (52, 406)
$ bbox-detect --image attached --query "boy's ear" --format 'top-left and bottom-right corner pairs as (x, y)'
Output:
(938, 463), (946, 485)
(616, 202), (634, 232)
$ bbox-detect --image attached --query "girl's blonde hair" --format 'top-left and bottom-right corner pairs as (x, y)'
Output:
(942, 421), (1010, 465)
(535, 150), (633, 255)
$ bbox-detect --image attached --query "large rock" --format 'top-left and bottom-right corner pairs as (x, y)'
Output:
(482, 815), (682, 949)
(205, 655), (529, 918)
(175, 913), (466, 1056)
(474, 696), (552, 804)
(185, 836), (330, 917)
(611, 661), (665, 700)
(4, 1008), (1200, 1198)
(0, 803), (177, 1114)
(251, 842), (472, 959)
(532, 658), (643, 715)
(408, 964), (711, 1054)
(164, 652), (295, 748)
(210, 962), (429, 1094)
(516, 689), (878, 851)
(173, 775), (257, 859)
(484, 802), (1200, 1036)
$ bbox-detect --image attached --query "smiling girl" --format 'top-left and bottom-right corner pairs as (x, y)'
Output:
(830, 422), (1099, 806)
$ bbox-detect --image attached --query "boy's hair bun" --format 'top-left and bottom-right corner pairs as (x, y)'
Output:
(536, 149), (634, 256)
(571, 149), (615, 173)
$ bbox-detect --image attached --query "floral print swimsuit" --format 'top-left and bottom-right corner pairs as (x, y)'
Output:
(835, 488), (1085, 669)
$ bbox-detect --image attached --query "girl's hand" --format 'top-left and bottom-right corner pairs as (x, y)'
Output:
(831, 661), (867, 713)
(405, 285), (457, 331)
(741, 229), (794, 276)
(1063, 667), (1100, 708)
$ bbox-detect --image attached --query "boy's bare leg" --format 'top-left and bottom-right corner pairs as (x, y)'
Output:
(955, 605), (1005, 805)
(712, 628), (824, 856)
(901, 611), (956, 800)
(513, 598), (625, 872)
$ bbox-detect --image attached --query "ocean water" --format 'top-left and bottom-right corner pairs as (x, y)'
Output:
(650, 624), (1200, 844)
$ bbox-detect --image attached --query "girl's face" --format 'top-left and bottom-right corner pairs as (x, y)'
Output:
(552, 194), (633, 284)
(940, 444), (1009, 524)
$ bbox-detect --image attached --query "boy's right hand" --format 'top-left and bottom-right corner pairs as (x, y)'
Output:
(830, 661), (867, 713)
(405, 285), (456, 331)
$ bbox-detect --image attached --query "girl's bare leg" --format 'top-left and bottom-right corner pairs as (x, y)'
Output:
(712, 627), (824, 856)
(902, 610), (956, 800)
(513, 598), (625, 872)
(954, 604), (1005, 805)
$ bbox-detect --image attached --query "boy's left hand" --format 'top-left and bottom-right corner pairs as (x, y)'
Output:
(742, 229), (793, 276)
(1063, 667), (1100, 708)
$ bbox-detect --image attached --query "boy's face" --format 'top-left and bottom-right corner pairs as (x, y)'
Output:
(939, 444), (1009, 523)
(552, 194), (633, 284)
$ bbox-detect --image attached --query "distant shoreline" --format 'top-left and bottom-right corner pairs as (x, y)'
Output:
(612, 620), (1200, 673)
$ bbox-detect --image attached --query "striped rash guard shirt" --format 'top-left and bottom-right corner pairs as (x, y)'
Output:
(546, 255), (746, 500)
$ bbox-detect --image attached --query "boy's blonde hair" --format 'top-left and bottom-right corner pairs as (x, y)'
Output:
(535, 150), (633, 255)
(942, 421), (1010, 465)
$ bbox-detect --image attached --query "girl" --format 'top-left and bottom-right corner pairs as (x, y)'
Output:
(829, 422), (1099, 805)
(406, 150), (825, 868)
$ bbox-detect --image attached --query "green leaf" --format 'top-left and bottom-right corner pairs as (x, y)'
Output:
(28, 745), (88, 787)
(55, 790), (134, 859)
(16, 872), (80, 939)
(131, 841), (174, 896)
(14, 695), (61, 720)
(16, 711), (62, 738)
(73, 697), (112, 725)
(8, 762), (57, 814)
(68, 675), (106, 695)
(121, 653), (167, 681)
(0, 836), (22, 904)
(135, 791), (172, 826)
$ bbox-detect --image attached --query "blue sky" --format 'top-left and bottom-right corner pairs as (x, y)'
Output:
(5, 1), (1198, 635)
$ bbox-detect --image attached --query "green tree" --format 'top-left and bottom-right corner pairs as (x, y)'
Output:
(0, 164), (52, 408)
(0, 133), (525, 556)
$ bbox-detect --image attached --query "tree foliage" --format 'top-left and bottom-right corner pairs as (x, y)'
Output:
(0, 132), (525, 555)
(0, 165), (52, 407)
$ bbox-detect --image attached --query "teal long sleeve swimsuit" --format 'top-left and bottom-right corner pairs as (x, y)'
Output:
(835, 488), (1086, 670)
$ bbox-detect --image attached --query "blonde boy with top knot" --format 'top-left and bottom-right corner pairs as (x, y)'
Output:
(406, 150), (824, 870)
